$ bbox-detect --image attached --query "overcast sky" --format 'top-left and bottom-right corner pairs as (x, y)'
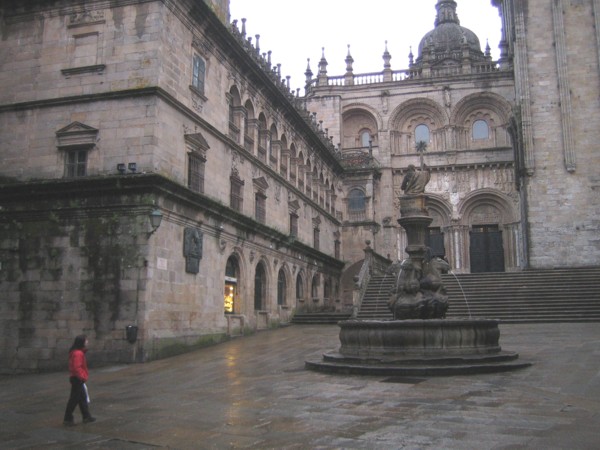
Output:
(229, 0), (503, 94)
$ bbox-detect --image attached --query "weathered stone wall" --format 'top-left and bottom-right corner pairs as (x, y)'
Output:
(520, 0), (600, 267)
(0, 182), (151, 372)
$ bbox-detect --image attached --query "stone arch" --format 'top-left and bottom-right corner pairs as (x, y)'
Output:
(458, 188), (517, 226)
(451, 92), (512, 124)
(390, 98), (448, 130)
(389, 98), (448, 154)
(228, 85), (241, 107)
(451, 92), (514, 149)
(295, 269), (307, 310)
(244, 99), (255, 120)
(253, 257), (271, 311)
(457, 189), (520, 273)
(426, 194), (453, 228)
(311, 272), (321, 300)
(424, 194), (453, 260)
(224, 250), (246, 314)
(341, 105), (381, 150)
(276, 263), (292, 307)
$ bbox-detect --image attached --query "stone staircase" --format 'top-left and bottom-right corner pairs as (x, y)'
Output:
(357, 267), (600, 323)
(291, 312), (352, 324)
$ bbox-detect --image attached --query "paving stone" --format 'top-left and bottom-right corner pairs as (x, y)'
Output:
(0, 323), (598, 449)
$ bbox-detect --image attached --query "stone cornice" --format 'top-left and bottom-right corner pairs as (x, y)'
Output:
(0, 173), (345, 269)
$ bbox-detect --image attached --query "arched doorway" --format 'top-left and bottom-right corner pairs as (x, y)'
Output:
(254, 262), (267, 310)
(296, 272), (305, 311)
(224, 256), (239, 314)
(311, 274), (320, 301)
(277, 269), (287, 306)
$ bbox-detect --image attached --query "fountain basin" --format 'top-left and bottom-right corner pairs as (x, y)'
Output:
(305, 319), (531, 376)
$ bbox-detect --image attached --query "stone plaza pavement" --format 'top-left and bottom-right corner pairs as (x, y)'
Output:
(1, 323), (599, 449)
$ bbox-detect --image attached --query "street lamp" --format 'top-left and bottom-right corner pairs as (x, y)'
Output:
(148, 209), (163, 236)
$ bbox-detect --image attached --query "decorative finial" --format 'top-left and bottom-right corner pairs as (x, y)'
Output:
(383, 40), (392, 70)
(345, 45), (354, 74)
(305, 58), (313, 82)
(318, 48), (328, 75)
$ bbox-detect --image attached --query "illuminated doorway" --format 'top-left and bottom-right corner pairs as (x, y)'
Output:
(224, 256), (239, 314)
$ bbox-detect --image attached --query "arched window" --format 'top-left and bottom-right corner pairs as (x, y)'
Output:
(254, 263), (267, 310)
(415, 124), (430, 145)
(277, 269), (287, 306)
(360, 130), (371, 147)
(472, 120), (489, 140)
(311, 274), (320, 299)
(296, 273), (304, 300)
(347, 188), (366, 221)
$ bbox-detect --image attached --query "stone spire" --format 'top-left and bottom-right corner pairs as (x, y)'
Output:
(317, 48), (328, 87)
(344, 45), (354, 86)
(383, 41), (393, 82)
(345, 45), (354, 74)
(304, 58), (313, 85)
(382, 41), (391, 70)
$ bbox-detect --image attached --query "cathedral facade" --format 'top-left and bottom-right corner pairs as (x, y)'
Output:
(306, 0), (521, 274)
(0, 0), (598, 372)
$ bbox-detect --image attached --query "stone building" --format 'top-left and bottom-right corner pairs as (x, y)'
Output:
(0, 0), (345, 372)
(0, 0), (598, 373)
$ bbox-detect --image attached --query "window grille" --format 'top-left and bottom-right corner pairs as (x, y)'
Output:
(188, 153), (205, 193)
(65, 149), (87, 178)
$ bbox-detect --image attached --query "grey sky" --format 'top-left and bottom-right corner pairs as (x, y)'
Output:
(229, 0), (503, 94)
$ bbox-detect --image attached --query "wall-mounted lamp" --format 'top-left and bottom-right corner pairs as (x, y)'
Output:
(117, 163), (126, 174)
(148, 208), (163, 236)
(128, 162), (137, 173)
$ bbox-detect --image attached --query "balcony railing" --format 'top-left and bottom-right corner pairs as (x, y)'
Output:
(310, 61), (505, 90)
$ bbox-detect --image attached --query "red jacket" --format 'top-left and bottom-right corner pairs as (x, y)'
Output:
(68, 348), (89, 382)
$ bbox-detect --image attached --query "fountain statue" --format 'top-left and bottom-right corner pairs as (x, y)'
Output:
(306, 164), (530, 376)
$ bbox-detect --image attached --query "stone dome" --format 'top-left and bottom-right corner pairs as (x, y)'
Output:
(415, 0), (485, 65)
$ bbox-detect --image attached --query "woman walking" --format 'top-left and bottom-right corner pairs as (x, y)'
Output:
(63, 335), (96, 425)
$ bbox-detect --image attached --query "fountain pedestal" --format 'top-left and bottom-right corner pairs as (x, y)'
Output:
(305, 180), (530, 376)
(305, 318), (530, 375)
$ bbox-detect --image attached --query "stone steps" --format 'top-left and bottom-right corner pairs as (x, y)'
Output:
(291, 312), (352, 324)
(356, 267), (600, 323)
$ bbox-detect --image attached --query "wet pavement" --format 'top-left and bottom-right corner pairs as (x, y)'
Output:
(1, 323), (599, 449)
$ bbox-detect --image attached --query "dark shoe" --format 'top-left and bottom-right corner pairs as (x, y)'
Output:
(63, 420), (75, 426)
(83, 417), (96, 424)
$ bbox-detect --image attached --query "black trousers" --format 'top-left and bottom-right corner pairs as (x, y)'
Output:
(63, 376), (91, 421)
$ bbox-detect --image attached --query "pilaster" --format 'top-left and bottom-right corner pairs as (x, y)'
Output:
(552, 0), (576, 172)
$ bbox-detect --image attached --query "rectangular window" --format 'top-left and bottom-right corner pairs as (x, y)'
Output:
(289, 213), (298, 237)
(65, 149), (87, 178)
(192, 55), (205, 94)
(230, 177), (244, 212)
(335, 240), (341, 260)
(313, 228), (320, 250)
(255, 193), (266, 224)
(188, 153), (205, 193)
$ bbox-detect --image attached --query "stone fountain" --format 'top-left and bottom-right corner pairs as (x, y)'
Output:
(306, 165), (530, 376)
